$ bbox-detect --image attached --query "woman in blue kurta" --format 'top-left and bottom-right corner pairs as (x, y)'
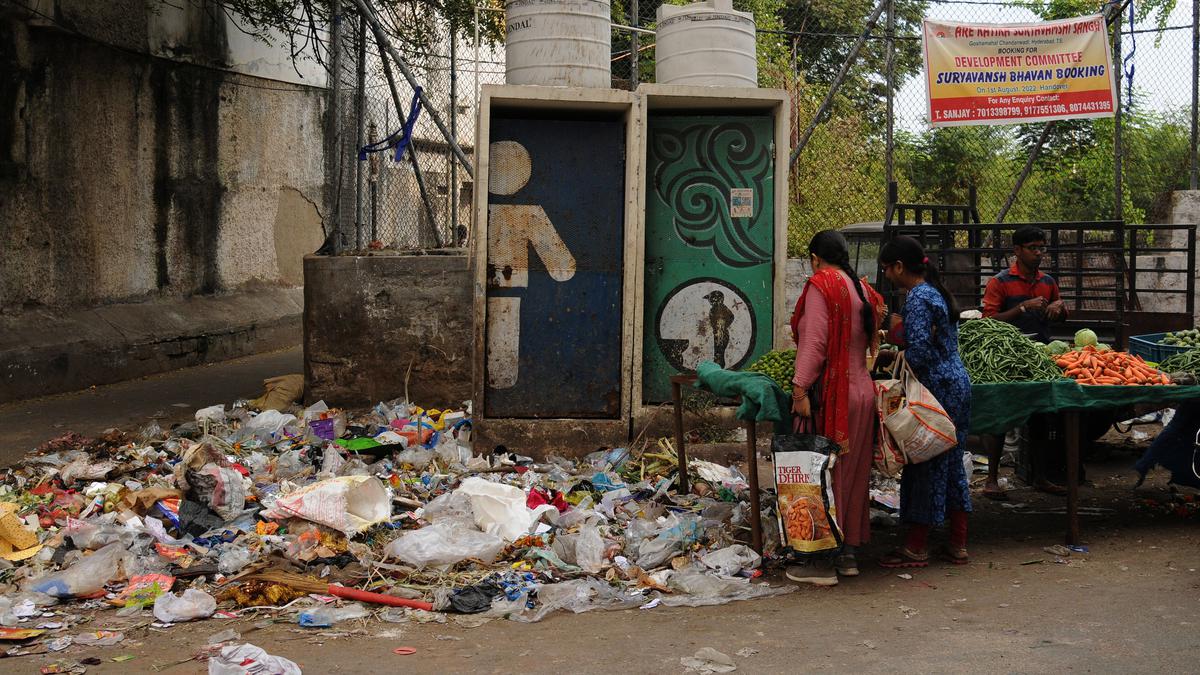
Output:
(878, 236), (973, 567)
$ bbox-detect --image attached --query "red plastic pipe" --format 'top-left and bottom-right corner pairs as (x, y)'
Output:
(328, 584), (434, 611)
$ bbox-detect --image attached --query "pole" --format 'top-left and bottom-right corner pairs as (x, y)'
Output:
(352, 0), (474, 178)
(997, 122), (1054, 223)
(789, 0), (888, 168)
(630, 0), (640, 87)
(474, 4), (481, 133)
(354, 14), (367, 250)
(451, 29), (460, 247)
(885, 0), (895, 185)
(326, 0), (345, 251)
(1191, 0), (1198, 189)
(1112, 8), (1123, 220)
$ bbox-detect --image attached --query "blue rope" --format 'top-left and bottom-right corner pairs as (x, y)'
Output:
(358, 86), (423, 162)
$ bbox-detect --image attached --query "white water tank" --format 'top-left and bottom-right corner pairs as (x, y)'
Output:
(504, 0), (612, 88)
(656, 0), (757, 87)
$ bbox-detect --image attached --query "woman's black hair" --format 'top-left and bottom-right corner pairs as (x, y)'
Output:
(808, 229), (875, 344)
(879, 235), (959, 317)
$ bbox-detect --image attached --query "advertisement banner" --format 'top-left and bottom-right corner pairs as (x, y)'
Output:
(922, 14), (1116, 127)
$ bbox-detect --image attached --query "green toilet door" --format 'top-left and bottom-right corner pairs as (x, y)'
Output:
(643, 115), (776, 404)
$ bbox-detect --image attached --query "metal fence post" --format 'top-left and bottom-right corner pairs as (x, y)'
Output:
(630, 0), (639, 88)
(354, 14), (367, 250)
(1112, 7), (1123, 220)
(885, 0), (895, 186)
(325, 0), (345, 252)
(1192, 0), (1198, 189)
(451, 29), (460, 247)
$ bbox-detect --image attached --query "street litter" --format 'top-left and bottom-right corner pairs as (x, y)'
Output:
(681, 647), (738, 673)
(0, 392), (794, 660)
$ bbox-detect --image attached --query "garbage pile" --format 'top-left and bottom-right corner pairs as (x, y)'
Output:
(0, 394), (791, 663)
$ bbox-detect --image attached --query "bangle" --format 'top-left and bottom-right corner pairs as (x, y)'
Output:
(792, 390), (808, 399)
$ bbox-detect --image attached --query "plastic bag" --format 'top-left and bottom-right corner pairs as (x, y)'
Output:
(297, 603), (369, 627)
(384, 520), (505, 570)
(272, 450), (308, 480)
(195, 405), (226, 425)
(515, 579), (640, 623)
(208, 643), (302, 675)
(153, 588), (217, 623)
(454, 477), (555, 542)
(771, 432), (843, 556)
(189, 464), (247, 521)
(262, 476), (390, 536)
(574, 523), (605, 574)
(634, 513), (703, 570)
(25, 542), (130, 598)
(700, 544), (761, 576)
(242, 410), (298, 438)
(218, 545), (255, 575)
(394, 447), (434, 468)
(421, 491), (474, 522)
(660, 568), (792, 607)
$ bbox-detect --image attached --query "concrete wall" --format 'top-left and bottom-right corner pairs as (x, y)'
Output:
(0, 1), (326, 400)
(304, 254), (473, 408)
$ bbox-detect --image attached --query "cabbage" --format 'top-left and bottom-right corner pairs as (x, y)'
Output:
(1047, 340), (1071, 356)
(1074, 329), (1099, 348)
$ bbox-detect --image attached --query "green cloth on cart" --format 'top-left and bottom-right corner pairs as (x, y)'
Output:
(695, 361), (793, 434)
(970, 381), (1200, 435)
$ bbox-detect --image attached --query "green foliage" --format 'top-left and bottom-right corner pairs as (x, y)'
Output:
(778, 0), (929, 125)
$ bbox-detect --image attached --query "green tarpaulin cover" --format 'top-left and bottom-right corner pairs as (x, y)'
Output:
(970, 381), (1200, 435)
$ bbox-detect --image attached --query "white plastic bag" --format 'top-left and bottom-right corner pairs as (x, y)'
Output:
(384, 520), (505, 569)
(700, 544), (761, 576)
(262, 476), (390, 536)
(208, 643), (302, 675)
(574, 524), (605, 574)
(153, 588), (216, 623)
(195, 405), (226, 424)
(455, 477), (554, 542)
(25, 542), (129, 598)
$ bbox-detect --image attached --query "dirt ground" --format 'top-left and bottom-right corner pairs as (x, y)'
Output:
(0, 356), (1197, 673)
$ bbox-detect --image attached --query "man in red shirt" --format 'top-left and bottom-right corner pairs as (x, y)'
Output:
(981, 226), (1069, 499)
(982, 225), (1067, 342)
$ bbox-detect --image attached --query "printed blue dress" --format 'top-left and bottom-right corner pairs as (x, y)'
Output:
(896, 283), (973, 525)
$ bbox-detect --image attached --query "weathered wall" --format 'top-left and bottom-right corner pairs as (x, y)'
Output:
(304, 254), (473, 408)
(0, 2), (326, 308)
(0, 1), (326, 400)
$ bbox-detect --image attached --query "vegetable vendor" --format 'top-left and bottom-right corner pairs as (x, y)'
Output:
(980, 225), (1071, 500)
(981, 225), (1068, 342)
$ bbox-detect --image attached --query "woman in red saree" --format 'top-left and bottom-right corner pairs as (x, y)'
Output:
(787, 230), (885, 586)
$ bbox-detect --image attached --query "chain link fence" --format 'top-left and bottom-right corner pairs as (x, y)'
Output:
(329, 9), (506, 252)
(330, 1), (1197, 255)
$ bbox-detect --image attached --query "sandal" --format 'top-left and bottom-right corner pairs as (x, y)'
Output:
(938, 545), (970, 565)
(878, 547), (929, 568)
(982, 485), (1009, 501)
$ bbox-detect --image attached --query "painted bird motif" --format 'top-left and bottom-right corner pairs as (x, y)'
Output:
(705, 290), (735, 367)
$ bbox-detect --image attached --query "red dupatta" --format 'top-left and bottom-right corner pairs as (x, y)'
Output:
(790, 270), (885, 454)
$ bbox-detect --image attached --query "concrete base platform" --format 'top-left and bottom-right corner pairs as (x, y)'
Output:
(1, 287), (303, 403)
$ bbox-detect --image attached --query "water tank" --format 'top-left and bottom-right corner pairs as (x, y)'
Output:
(504, 0), (612, 88)
(656, 0), (757, 87)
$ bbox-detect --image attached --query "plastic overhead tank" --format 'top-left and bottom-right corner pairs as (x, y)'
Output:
(655, 0), (757, 87)
(504, 0), (612, 88)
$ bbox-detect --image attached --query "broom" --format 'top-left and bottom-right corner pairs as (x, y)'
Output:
(245, 570), (433, 611)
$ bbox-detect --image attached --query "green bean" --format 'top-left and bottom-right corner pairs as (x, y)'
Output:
(1159, 349), (1200, 376)
(958, 319), (1064, 384)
